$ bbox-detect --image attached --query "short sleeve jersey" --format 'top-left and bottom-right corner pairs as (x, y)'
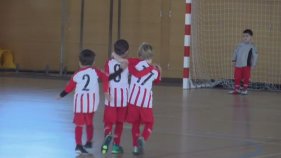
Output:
(65, 67), (104, 113)
(128, 60), (160, 108)
(104, 59), (129, 107)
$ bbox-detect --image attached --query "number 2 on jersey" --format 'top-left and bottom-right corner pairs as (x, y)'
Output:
(82, 74), (90, 91)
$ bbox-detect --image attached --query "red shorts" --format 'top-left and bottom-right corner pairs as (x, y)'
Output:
(73, 112), (94, 126)
(103, 106), (127, 124)
(126, 104), (154, 123)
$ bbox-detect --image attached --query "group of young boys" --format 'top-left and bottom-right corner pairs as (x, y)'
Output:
(57, 28), (258, 156)
(58, 39), (161, 155)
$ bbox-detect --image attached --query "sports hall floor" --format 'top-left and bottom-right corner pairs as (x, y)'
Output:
(0, 75), (281, 158)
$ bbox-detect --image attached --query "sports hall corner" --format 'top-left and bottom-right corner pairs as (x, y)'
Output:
(0, 0), (281, 158)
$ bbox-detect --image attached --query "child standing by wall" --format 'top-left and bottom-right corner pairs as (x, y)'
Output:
(58, 49), (109, 154)
(229, 29), (258, 95)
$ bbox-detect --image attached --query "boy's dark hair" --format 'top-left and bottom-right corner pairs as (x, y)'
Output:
(79, 49), (96, 66)
(114, 39), (129, 55)
(243, 29), (253, 36)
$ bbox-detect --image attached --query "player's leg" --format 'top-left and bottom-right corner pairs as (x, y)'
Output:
(138, 108), (154, 155)
(104, 122), (113, 137)
(126, 104), (142, 155)
(101, 106), (116, 154)
(132, 121), (141, 155)
(84, 113), (94, 148)
(142, 122), (153, 141)
(73, 113), (88, 154)
(101, 130), (113, 154)
(112, 107), (127, 154)
(241, 66), (251, 95)
(112, 122), (124, 154)
(230, 67), (242, 94)
(75, 125), (83, 148)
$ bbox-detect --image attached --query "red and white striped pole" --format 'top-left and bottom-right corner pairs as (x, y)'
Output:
(183, 0), (191, 89)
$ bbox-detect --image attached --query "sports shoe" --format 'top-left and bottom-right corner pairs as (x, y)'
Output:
(84, 141), (92, 148)
(137, 137), (145, 154)
(228, 90), (240, 94)
(240, 90), (248, 95)
(132, 146), (140, 155)
(111, 144), (124, 154)
(75, 144), (88, 154)
(101, 134), (112, 154)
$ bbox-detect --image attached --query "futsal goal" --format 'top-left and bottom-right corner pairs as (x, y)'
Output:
(188, 0), (281, 91)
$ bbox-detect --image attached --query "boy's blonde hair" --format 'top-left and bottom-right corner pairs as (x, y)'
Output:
(138, 42), (153, 60)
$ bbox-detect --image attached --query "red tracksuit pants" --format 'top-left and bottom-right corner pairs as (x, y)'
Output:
(234, 66), (251, 91)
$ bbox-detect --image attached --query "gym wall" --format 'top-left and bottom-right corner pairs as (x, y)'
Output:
(0, 0), (185, 78)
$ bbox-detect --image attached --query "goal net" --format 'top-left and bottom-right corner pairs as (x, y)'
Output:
(190, 0), (281, 91)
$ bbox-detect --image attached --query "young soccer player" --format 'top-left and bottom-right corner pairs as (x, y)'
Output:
(101, 39), (154, 155)
(58, 49), (109, 154)
(229, 29), (258, 95)
(113, 42), (161, 155)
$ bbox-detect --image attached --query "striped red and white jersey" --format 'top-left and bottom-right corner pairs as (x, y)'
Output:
(64, 67), (109, 113)
(128, 60), (161, 108)
(104, 59), (129, 107)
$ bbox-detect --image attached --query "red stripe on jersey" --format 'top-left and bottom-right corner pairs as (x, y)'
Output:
(126, 88), (129, 107)
(92, 93), (95, 111)
(147, 93), (152, 108)
(121, 89), (124, 107)
(87, 93), (90, 113)
(141, 89), (147, 107)
(108, 88), (111, 106)
(129, 84), (136, 103)
(126, 89), (128, 101)
(74, 94), (78, 112)
(134, 86), (141, 106)
(114, 88), (117, 107)
(80, 94), (84, 113)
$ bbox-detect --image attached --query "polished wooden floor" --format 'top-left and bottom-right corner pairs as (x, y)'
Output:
(1, 76), (281, 158)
